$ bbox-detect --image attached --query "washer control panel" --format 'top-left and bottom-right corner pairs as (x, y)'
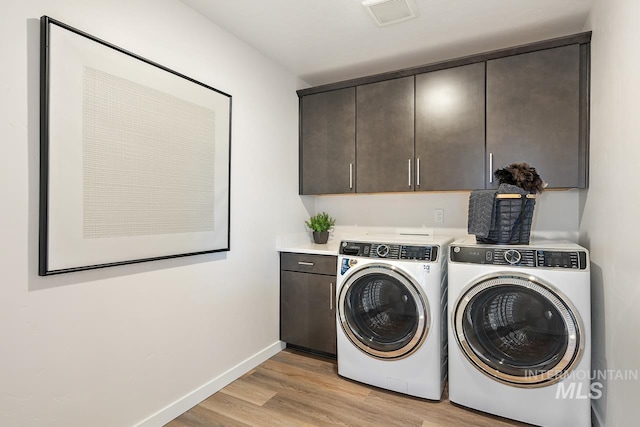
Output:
(450, 246), (587, 269)
(340, 241), (438, 262)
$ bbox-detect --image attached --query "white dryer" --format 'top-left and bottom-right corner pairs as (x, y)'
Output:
(336, 235), (453, 400)
(448, 237), (591, 427)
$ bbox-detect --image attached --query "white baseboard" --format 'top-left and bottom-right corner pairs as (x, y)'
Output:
(135, 341), (286, 427)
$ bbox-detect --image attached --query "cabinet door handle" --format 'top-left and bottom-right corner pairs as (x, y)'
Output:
(330, 282), (334, 310)
(408, 159), (412, 187)
(349, 163), (353, 190)
(298, 261), (314, 266)
(489, 153), (494, 184)
(416, 158), (421, 187)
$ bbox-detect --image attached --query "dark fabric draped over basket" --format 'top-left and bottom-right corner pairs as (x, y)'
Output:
(468, 184), (535, 244)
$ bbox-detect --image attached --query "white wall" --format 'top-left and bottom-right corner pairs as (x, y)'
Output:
(0, 1), (310, 426)
(580, 0), (640, 425)
(316, 186), (580, 241)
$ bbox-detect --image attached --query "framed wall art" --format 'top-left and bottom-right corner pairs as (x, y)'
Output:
(39, 16), (231, 275)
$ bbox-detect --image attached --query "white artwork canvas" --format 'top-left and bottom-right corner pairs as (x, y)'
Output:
(39, 16), (231, 275)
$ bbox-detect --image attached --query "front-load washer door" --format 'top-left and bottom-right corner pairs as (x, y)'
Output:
(338, 264), (430, 360)
(453, 273), (584, 387)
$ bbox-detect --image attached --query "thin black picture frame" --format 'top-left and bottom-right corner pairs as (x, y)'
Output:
(39, 16), (232, 276)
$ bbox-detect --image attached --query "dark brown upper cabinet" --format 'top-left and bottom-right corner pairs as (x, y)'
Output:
(300, 88), (355, 195)
(356, 77), (415, 193)
(415, 63), (486, 191)
(486, 44), (586, 189)
(297, 32), (591, 193)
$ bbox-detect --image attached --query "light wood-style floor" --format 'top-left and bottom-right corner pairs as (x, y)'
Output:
(166, 349), (527, 427)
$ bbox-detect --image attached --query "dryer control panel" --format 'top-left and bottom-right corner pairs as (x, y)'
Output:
(450, 246), (588, 269)
(340, 241), (439, 262)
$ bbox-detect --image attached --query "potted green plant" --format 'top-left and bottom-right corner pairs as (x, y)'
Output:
(305, 212), (336, 244)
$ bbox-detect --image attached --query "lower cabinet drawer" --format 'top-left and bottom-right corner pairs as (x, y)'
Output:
(280, 252), (338, 276)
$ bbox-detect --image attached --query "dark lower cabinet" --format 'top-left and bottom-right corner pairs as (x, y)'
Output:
(486, 44), (584, 188)
(280, 253), (337, 356)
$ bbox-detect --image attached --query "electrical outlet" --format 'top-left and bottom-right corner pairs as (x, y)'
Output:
(434, 208), (444, 223)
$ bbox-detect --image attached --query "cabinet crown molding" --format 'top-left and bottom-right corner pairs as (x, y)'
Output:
(297, 31), (592, 97)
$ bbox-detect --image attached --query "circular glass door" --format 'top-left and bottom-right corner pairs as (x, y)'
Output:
(338, 264), (430, 359)
(453, 274), (583, 387)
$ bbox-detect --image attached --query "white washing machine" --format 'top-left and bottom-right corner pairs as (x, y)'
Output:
(336, 234), (453, 400)
(448, 237), (591, 427)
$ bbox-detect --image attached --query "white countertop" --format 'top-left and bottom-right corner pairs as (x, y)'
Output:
(277, 239), (341, 256)
(276, 226), (468, 256)
(276, 232), (342, 255)
(276, 226), (579, 256)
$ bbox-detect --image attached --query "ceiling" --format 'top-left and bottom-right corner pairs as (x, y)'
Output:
(180, 0), (593, 87)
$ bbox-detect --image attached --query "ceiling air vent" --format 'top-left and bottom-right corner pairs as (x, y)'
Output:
(362, 0), (419, 27)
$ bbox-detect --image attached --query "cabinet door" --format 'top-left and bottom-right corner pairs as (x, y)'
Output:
(357, 77), (415, 193)
(280, 271), (336, 355)
(415, 63), (485, 190)
(487, 44), (581, 188)
(300, 88), (355, 195)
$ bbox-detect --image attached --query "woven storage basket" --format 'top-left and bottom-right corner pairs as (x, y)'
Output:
(476, 194), (536, 244)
